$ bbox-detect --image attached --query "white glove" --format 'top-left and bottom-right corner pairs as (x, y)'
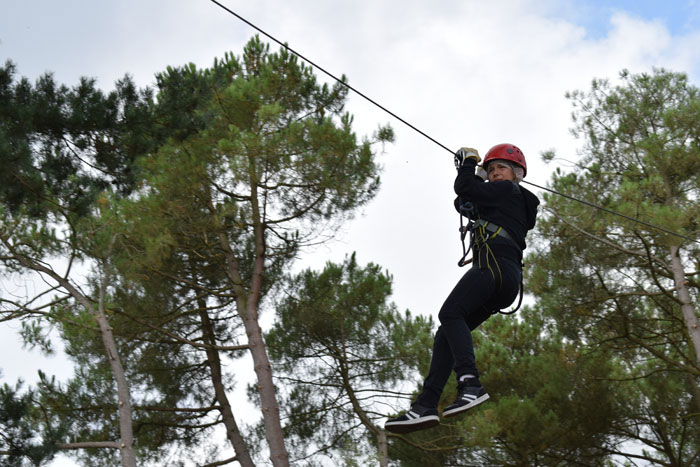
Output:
(476, 166), (488, 180)
(454, 147), (481, 169)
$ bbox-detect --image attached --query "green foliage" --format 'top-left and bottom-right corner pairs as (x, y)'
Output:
(36, 257), (245, 466)
(265, 254), (433, 464)
(122, 34), (391, 287)
(0, 381), (66, 466)
(471, 308), (621, 465)
(564, 68), (700, 245)
(612, 370), (700, 465)
(1, 34), (393, 465)
(43, 34), (390, 465)
(528, 68), (700, 464)
(0, 60), (154, 217)
(37, 368), (123, 467)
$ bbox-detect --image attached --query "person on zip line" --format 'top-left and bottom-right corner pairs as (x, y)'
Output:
(385, 143), (540, 434)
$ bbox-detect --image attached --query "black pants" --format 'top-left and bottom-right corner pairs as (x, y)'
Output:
(415, 257), (521, 409)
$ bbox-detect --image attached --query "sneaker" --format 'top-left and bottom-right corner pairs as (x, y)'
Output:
(384, 402), (440, 434)
(442, 380), (490, 418)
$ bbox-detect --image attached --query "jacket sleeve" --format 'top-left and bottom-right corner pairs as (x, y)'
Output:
(454, 159), (516, 208)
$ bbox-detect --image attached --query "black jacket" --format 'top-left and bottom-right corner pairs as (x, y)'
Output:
(453, 158), (540, 263)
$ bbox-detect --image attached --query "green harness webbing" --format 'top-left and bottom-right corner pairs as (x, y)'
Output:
(458, 204), (524, 315)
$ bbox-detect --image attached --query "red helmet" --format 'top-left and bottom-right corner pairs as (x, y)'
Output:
(483, 143), (527, 176)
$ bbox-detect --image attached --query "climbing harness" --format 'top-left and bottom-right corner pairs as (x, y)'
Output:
(457, 202), (524, 315)
(457, 202), (513, 271)
(457, 202), (477, 268)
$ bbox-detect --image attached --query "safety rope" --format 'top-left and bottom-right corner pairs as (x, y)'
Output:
(206, 0), (700, 246)
(458, 201), (523, 314)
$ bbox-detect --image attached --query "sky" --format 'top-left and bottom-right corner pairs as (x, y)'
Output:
(2, 1), (700, 465)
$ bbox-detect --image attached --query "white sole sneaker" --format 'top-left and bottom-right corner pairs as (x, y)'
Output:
(385, 407), (440, 434)
(442, 392), (490, 418)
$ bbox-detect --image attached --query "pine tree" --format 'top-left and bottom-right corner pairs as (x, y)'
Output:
(0, 60), (155, 467)
(528, 68), (700, 464)
(103, 36), (393, 466)
(265, 254), (434, 466)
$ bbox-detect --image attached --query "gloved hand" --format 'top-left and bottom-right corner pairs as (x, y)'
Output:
(475, 166), (488, 180)
(454, 147), (481, 169)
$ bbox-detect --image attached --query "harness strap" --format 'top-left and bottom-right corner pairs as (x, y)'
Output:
(496, 275), (524, 315)
(472, 219), (516, 245)
(458, 216), (473, 267)
(457, 211), (524, 315)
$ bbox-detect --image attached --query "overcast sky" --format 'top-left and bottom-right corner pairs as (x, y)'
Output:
(3, 1), (700, 465)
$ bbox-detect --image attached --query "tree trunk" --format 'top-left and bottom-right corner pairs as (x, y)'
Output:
(377, 429), (389, 467)
(669, 245), (700, 367)
(241, 298), (289, 467)
(12, 254), (137, 467)
(217, 163), (290, 466)
(218, 231), (290, 467)
(338, 360), (387, 467)
(94, 269), (137, 467)
(197, 300), (255, 467)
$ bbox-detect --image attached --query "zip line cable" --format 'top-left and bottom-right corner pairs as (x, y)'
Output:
(207, 0), (699, 245)
(520, 180), (699, 244)
(207, 0), (452, 154)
